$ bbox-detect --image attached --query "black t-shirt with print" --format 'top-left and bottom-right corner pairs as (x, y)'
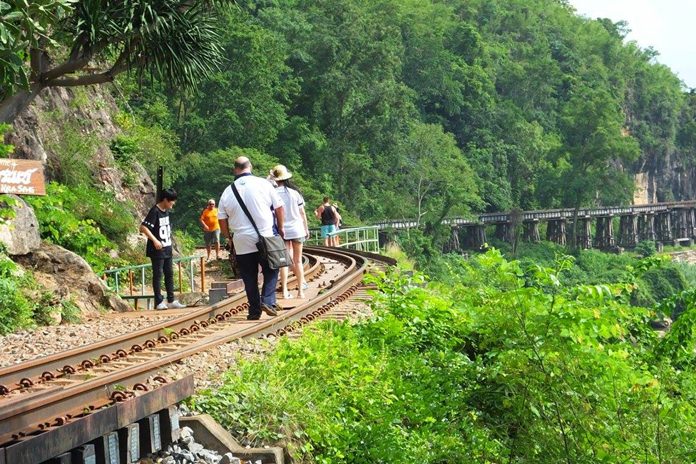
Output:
(142, 205), (173, 258)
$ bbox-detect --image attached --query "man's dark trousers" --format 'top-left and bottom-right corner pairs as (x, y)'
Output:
(236, 251), (279, 319)
(151, 256), (174, 305)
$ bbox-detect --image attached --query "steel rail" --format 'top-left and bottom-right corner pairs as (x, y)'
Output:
(0, 247), (392, 448)
(0, 254), (323, 394)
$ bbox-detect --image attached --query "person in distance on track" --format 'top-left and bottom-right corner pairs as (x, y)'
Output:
(315, 196), (340, 247)
(199, 198), (221, 261)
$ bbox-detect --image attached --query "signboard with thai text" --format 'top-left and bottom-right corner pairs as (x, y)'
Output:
(0, 159), (46, 196)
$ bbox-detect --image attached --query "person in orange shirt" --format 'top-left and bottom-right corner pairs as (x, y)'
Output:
(199, 198), (220, 261)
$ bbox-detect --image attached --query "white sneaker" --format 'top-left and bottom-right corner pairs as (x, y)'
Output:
(155, 302), (168, 310)
(168, 300), (186, 309)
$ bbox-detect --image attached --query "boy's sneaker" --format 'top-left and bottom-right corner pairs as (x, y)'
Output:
(168, 300), (186, 309)
(155, 302), (168, 310)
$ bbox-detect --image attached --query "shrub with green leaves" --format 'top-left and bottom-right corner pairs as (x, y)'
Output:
(191, 251), (696, 463)
(0, 253), (33, 334)
(26, 183), (125, 272)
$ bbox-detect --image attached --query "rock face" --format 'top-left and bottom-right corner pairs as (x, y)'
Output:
(14, 243), (132, 315)
(0, 195), (41, 255)
(1, 84), (157, 318)
(7, 85), (156, 215)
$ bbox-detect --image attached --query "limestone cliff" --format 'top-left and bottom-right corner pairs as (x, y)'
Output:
(631, 143), (696, 205)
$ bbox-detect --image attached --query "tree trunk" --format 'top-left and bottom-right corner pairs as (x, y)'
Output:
(0, 86), (42, 124)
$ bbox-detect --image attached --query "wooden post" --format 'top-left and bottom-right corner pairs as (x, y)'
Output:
(576, 217), (592, 249)
(618, 214), (638, 248)
(638, 213), (656, 242)
(655, 211), (672, 242)
(594, 215), (614, 249)
(546, 219), (566, 245)
(200, 256), (206, 292)
(128, 270), (134, 296)
(522, 220), (540, 243)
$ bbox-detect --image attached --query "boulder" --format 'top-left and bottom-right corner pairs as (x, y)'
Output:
(0, 194), (41, 255)
(14, 243), (132, 316)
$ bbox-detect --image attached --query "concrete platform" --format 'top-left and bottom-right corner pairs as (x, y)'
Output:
(180, 414), (285, 464)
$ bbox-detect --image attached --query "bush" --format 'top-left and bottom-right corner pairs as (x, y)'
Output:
(0, 254), (33, 334)
(191, 252), (696, 463)
(635, 240), (657, 257)
(641, 266), (687, 303)
(27, 183), (122, 272)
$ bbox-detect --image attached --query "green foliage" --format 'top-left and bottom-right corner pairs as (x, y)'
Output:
(0, 0), (75, 97)
(114, 0), (694, 237)
(635, 240), (657, 257)
(26, 182), (128, 272)
(192, 251), (696, 462)
(31, 292), (82, 326)
(0, 252), (33, 334)
(42, 114), (99, 187)
(112, 110), (180, 183)
(172, 230), (198, 257)
(0, 123), (13, 157)
(1, 0), (236, 125)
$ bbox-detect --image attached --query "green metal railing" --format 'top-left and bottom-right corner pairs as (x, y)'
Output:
(102, 255), (206, 309)
(307, 225), (380, 253)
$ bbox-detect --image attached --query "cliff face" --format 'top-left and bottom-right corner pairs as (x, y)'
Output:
(7, 85), (155, 215)
(633, 148), (696, 205)
(1, 85), (155, 316)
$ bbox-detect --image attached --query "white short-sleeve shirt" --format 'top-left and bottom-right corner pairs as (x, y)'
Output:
(275, 186), (306, 240)
(218, 174), (283, 255)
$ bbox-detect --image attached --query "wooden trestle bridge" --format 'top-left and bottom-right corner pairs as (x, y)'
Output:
(375, 200), (696, 250)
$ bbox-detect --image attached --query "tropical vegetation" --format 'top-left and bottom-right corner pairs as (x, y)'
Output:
(192, 251), (696, 463)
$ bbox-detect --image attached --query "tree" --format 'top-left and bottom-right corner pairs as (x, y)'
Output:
(173, 7), (295, 153)
(392, 122), (480, 227)
(556, 85), (640, 247)
(0, 0), (232, 123)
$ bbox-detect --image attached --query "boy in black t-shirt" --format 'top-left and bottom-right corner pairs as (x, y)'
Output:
(140, 188), (186, 310)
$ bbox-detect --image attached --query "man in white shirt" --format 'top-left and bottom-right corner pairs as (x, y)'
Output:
(218, 156), (285, 320)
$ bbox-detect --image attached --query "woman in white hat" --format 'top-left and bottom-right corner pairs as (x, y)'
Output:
(270, 164), (309, 298)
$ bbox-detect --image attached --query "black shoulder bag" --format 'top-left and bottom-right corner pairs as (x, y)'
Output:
(231, 183), (292, 269)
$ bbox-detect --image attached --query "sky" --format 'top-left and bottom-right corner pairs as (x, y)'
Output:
(570, 0), (696, 89)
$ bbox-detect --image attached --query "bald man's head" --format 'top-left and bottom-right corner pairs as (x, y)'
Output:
(234, 156), (252, 174)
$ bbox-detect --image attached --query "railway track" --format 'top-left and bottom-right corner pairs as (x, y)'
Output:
(0, 247), (395, 463)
